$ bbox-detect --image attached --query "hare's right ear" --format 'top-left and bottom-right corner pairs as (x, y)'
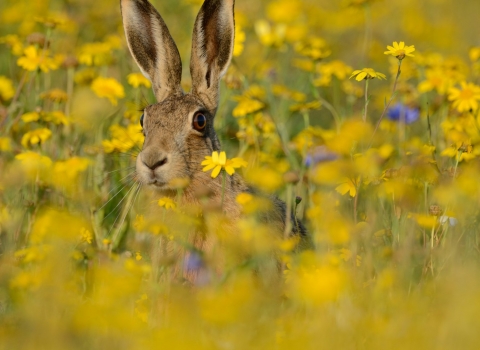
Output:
(190, 0), (235, 113)
(121, 0), (182, 102)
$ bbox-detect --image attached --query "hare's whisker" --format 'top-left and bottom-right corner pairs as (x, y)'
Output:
(96, 174), (136, 213)
(96, 166), (136, 179)
(102, 181), (139, 222)
(107, 182), (141, 237)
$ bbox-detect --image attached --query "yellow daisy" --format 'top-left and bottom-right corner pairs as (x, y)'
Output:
(201, 151), (247, 178)
(350, 68), (386, 81)
(91, 77), (125, 106)
(448, 81), (480, 112)
(21, 128), (52, 148)
(384, 41), (415, 60)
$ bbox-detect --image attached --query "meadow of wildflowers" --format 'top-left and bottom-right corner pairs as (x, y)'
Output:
(1, 0), (480, 348)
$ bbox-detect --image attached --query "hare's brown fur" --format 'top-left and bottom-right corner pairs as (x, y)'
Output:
(121, 0), (312, 277)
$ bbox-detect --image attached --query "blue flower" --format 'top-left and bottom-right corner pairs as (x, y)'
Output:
(305, 146), (338, 167)
(387, 103), (420, 124)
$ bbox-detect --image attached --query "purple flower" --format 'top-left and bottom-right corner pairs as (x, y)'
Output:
(305, 146), (338, 167)
(184, 251), (203, 271)
(387, 103), (420, 124)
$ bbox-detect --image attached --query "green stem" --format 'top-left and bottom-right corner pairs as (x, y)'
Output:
(363, 79), (369, 123)
(368, 59), (403, 149)
(302, 111), (310, 129)
(221, 171), (226, 210)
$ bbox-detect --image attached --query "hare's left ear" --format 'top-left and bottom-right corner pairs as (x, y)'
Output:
(190, 0), (235, 112)
(121, 0), (183, 102)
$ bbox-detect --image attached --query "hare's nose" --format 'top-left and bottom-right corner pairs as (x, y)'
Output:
(141, 152), (168, 171)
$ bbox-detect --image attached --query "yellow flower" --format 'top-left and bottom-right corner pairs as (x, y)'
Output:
(17, 45), (59, 72)
(15, 151), (53, 180)
(102, 124), (144, 153)
(350, 68), (386, 81)
(91, 77), (125, 106)
(448, 81), (480, 112)
(335, 177), (357, 197)
(78, 42), (114, 66)
(80, 228), (93, 244)
(201, 151), (247, 178)
(232, 85), (266, 117)
(469, 47), (480, 62)
(255, 20), (286, 47)
(266, 0), (302, 24)
(0, 137), (12, 152)
(34, 15), (66, 28)
(127, 73), (151, 88)
(236, 192), (253, 205)
(272, 84), (306, 102)
(158, 197), (176, 210)
(418, 69), (452, 95)
(0, 34), (23, 56)
(295, 36), (331, 61)
(232, 98), (265, 117)
(289, 101), (321, 113)
(21, 110), (70, 125)
(233, 24), (245, 57)
(314, 60), (353, 86)
(0, 76), (14, 101)
(53, 157), (90, 180)
(384, 41), (415, 59)
(21, 128), (52, 148)
(21, 111), (41, 123)
(40, 88), (68, 102)
(44, 111), (70, 125)
(74, 68), (98, 85)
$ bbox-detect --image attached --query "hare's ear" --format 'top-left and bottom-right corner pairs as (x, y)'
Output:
(121, 0), (182, 102)
(190, 0), (235, 112)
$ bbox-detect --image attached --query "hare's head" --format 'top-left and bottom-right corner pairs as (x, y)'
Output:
(120, 0), (234, 190)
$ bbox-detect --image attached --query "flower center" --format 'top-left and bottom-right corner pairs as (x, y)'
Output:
(459, 88), (474, 100)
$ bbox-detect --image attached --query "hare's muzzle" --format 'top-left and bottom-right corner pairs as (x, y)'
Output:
(136, 147), (169, 186)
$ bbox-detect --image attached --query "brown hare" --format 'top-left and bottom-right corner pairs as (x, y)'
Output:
(120, 0), (313, 279)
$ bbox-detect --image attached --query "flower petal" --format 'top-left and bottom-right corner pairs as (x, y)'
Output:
(211, 165), (222, 178)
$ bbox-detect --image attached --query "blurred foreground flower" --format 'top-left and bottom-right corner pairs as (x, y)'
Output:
(91, 77), (125, 106)
(15, 151), (52, 180)
(0, 76), (14, 101)
(305, 146), (338, 166)
(0, 137), (12, 152)
(350, 68), (386, 81)
(53, 157), (90, 187)
(384, 41), (415, 60)
(387, 103), (420, 124)
(448, 81), (480, 112)
(335, 177), (358, 197)
(202, 151), (247, 178)
(158, 197), (176, 210)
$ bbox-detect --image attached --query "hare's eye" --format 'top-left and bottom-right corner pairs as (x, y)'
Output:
(193, 112), (207, 131)
(140, 113), (144, 127)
